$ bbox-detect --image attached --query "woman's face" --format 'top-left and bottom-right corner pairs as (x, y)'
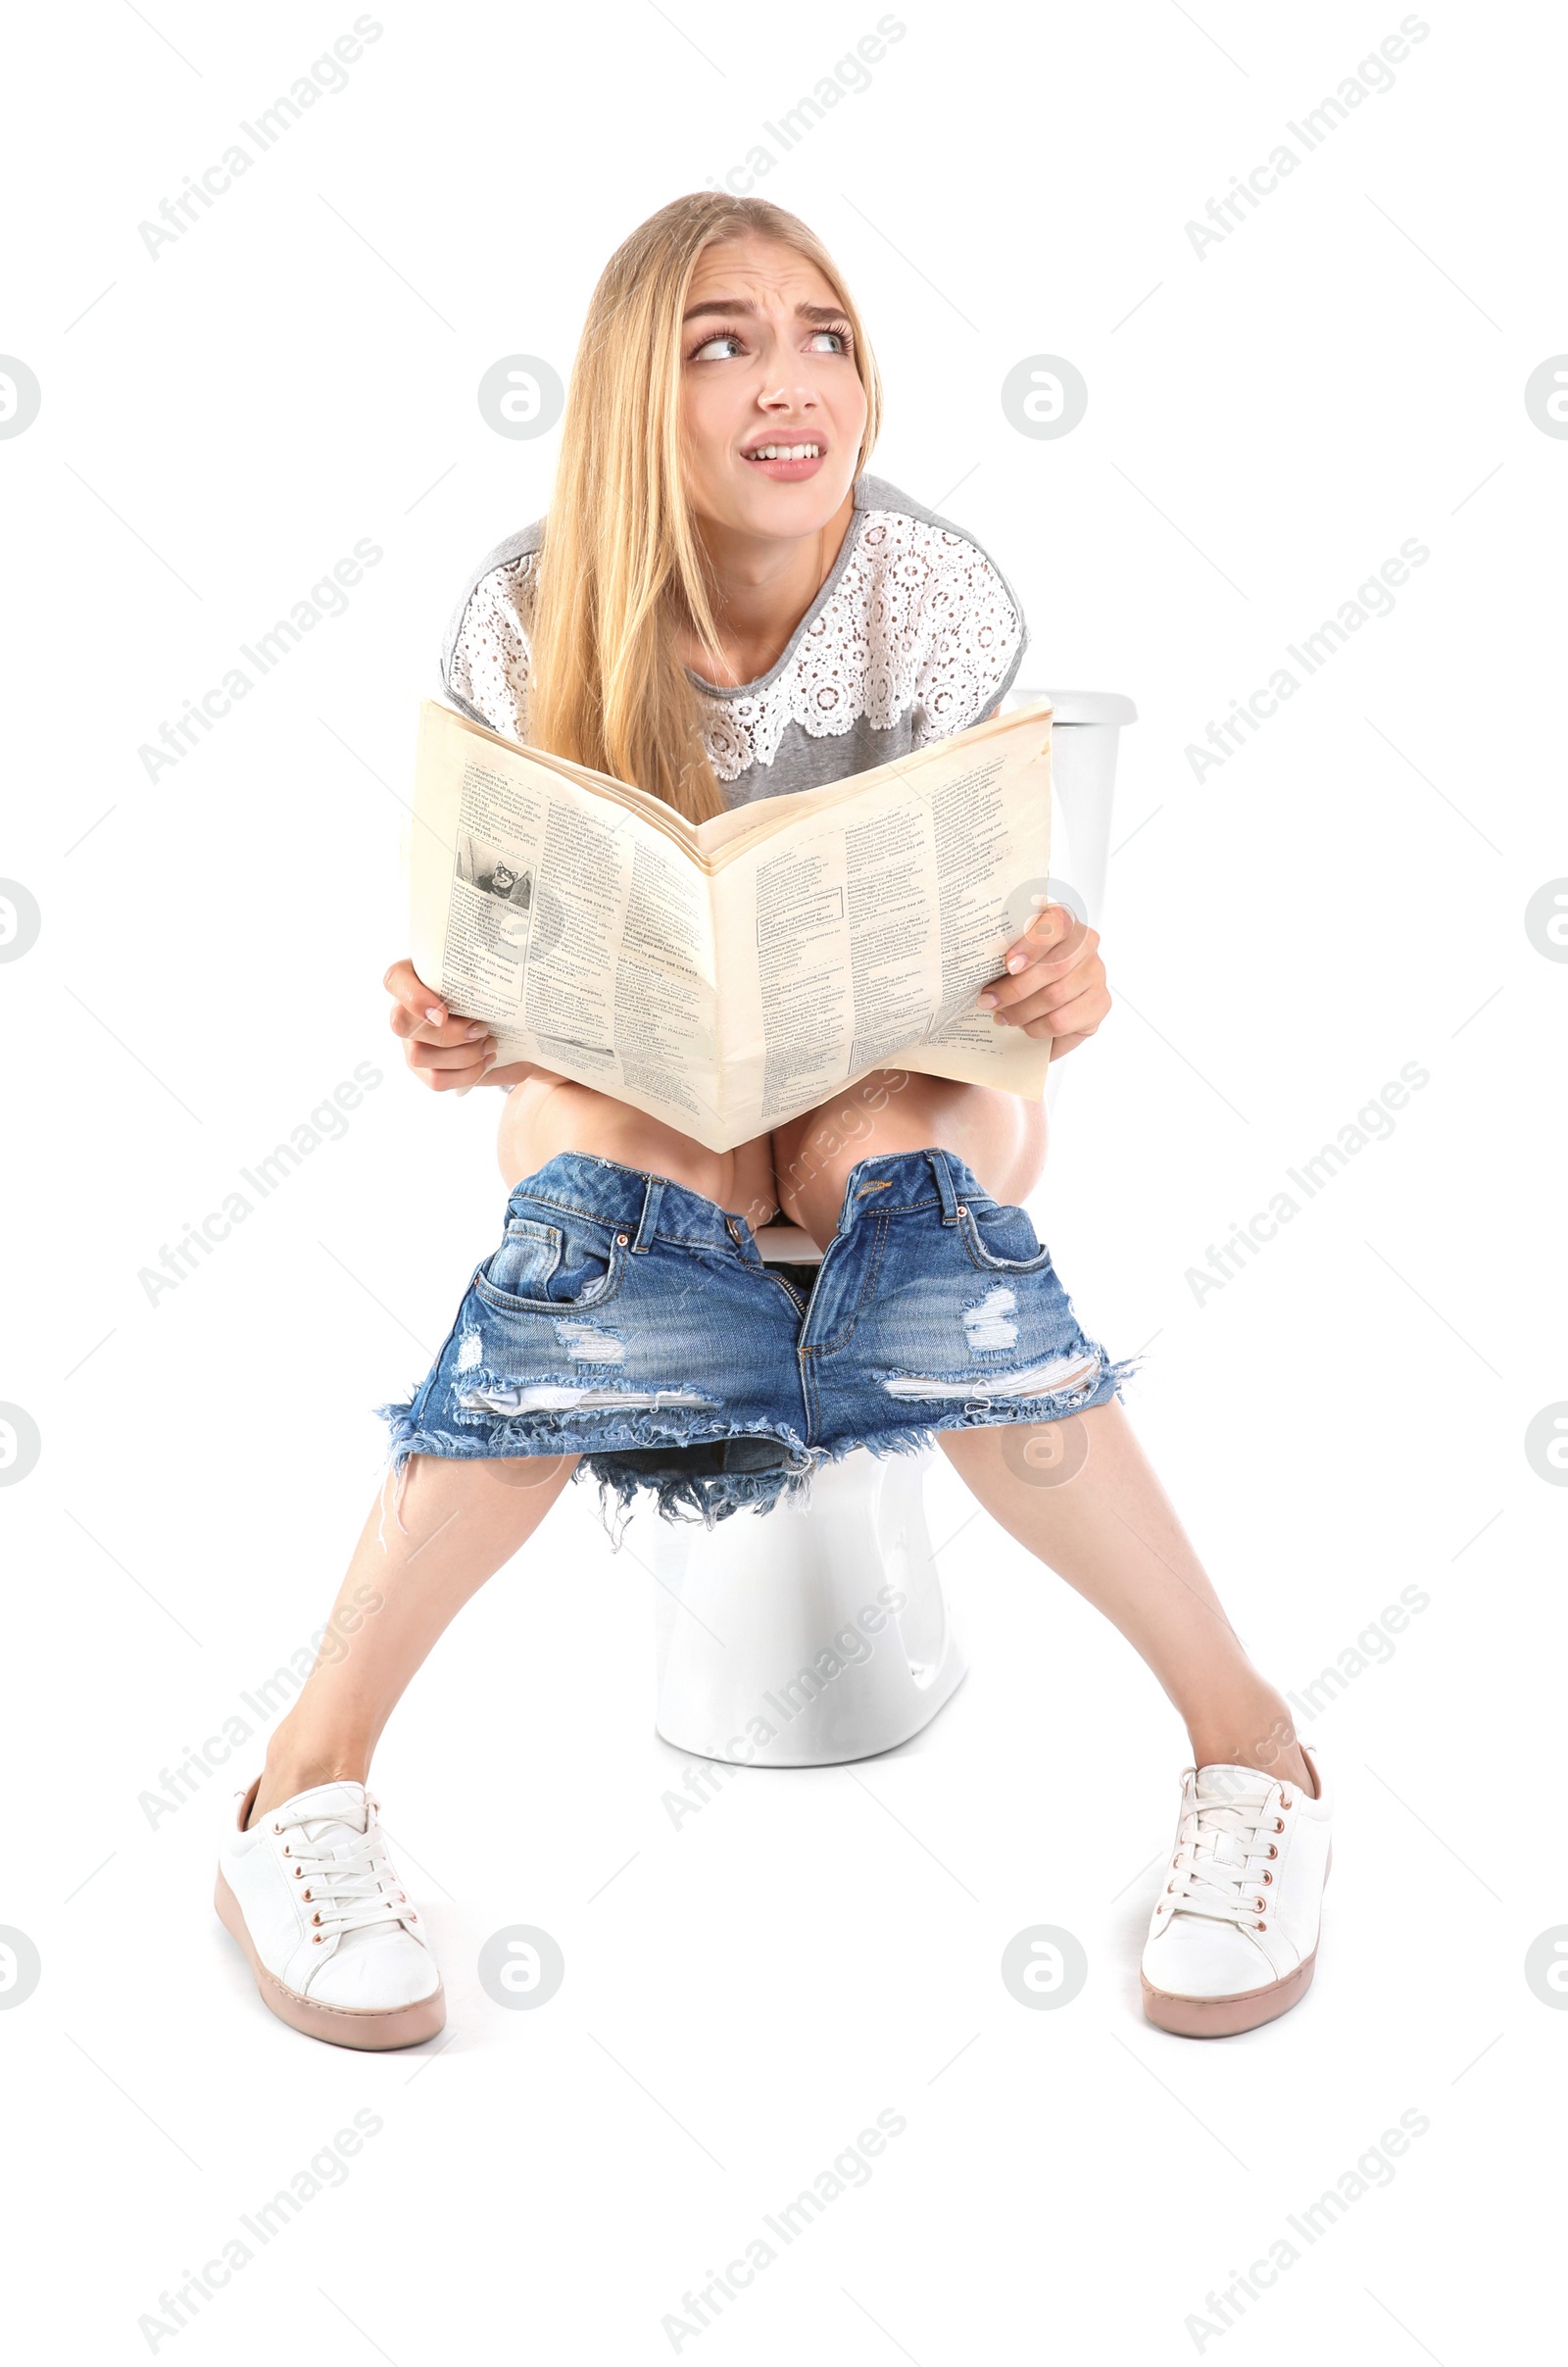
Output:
(678, 233), (868, 545)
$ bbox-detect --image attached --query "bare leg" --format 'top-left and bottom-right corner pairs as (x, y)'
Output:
(941, 1406), (1312, 1789)
(774, 1071), (1311, 1791)
(251, 1082), (783, 1828)
(250, 1453), (578, 1823)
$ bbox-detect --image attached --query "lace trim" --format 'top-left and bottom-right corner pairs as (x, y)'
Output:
(445, 512), (1024, 783)
(446, 551), (539, 746)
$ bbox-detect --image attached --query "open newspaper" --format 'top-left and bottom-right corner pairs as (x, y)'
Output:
(408, 697), (1055, 1156)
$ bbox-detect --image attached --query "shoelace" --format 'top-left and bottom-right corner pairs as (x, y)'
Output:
(271, 1800), (417, 1945)
(1163, 1777), (1287, 1929)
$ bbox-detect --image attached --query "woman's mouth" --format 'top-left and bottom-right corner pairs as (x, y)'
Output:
(742, 440), (825, 480)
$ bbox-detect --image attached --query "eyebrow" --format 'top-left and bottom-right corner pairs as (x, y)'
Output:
(681, 297), (847, 325)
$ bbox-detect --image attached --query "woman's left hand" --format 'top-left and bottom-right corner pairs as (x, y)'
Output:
(976, 902), (1109, 1058)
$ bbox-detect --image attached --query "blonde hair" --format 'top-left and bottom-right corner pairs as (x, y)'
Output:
(525, 193), (883, 823)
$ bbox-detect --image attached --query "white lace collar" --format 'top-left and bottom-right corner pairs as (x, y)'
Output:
(443, 473), (1027, 783)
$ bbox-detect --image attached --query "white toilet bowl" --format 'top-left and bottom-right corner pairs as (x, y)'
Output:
(649, 1444), (962, 1767)
(648, 689), (1137, 1768)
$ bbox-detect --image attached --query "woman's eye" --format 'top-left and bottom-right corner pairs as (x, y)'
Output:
(689, 325), (851, 362)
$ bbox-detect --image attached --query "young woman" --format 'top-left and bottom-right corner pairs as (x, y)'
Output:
(216, 194), (1330, 2051)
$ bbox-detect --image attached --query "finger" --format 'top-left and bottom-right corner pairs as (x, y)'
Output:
(991, 962), (1105, 1027)
(382, 956), (449, 1029)
(390, 1001), (494, 1049)
(1002, 901), (1081, 970)
(997, 974), (1110, 1032)
(981, 915), (1095, 1008)
(421, 1056), (496, 1092)
(984, 945), (1102, 1020)
(407, 1033), (499, 1075)
(407, 1030), (498, 1070)
(417, 1051), (497, 1091)
(1017, 988), (1109, 1041)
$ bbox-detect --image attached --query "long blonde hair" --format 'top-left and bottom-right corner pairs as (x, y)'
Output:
(526, 193), (883, 823)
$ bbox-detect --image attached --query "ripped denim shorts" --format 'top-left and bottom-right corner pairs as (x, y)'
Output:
(378, 1146), (1139, 1532)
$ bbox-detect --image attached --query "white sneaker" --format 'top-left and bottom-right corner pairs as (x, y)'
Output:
(1140, 1746), (1331, 2037)
(216, 1775), (445, 2049)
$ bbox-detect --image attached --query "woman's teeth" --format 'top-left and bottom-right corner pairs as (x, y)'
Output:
(747, 443), (821, 461)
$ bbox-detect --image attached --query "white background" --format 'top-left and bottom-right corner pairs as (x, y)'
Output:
(3, 2), (1565, 2358)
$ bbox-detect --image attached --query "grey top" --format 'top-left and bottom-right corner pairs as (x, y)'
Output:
(440, 471), (1029, 806)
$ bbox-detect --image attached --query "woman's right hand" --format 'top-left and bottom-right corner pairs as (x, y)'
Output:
(383, 958), (505, 1091)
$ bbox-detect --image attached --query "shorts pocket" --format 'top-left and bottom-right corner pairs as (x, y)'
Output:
(480, 1218), (564, 1302)
(474, 1213), (626, 1312)
(956, 1197), (1056, 1276)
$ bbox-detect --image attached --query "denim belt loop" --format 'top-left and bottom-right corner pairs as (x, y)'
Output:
(925, 1148), (966, 1226)
(631, 1172), (666, 1254)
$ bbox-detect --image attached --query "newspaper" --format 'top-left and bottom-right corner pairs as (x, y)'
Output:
(408, 697), (1056, 1156)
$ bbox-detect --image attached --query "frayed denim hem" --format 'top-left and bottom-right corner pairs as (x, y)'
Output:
(580, 1450), (812, 1541)
(371, 1395), (826, 1547)
(900, 1346), (1146, 1434)
(373, 1346), (1145, 1546)
(575, 1352), (1142, 1539)
(580, 1415), (942, 1541)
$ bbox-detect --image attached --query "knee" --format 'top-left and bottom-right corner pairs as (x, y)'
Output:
(498, 1074), (735, 1204)
(788, 1075), (1045, 1210)
(775, 1110), (884, 1235)
(773, 1070), (923, 1219)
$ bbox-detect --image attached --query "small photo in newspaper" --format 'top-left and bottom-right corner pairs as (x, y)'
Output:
(454, 832), (533, 912)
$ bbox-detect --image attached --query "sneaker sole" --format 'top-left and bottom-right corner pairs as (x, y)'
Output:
(1141, 1838), (1331, 2039)
(215, 1870), (446, 2050)
(1141, 1945), (1317, 2038)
